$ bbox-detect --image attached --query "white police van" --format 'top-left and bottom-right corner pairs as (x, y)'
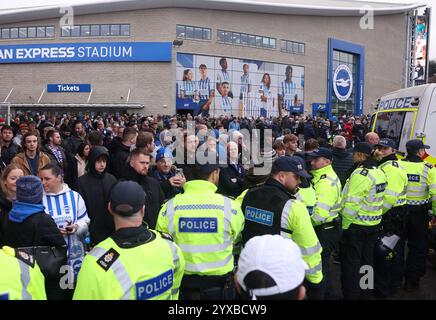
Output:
(371, 84), (436, 164)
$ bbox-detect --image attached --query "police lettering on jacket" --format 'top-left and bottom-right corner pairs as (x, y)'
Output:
(179, 218), (218, 233)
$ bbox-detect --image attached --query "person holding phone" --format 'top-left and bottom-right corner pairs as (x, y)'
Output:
(149, 148), (185, 201)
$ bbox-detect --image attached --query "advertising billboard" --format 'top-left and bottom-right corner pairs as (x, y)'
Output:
(176, 53), (304, 117)
(414, 15), (428, 85)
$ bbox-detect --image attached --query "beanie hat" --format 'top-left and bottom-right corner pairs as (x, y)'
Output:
(16, 176), (43, 204)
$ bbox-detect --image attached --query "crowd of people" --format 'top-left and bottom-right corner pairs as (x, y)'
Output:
(0, 110), (435, 300)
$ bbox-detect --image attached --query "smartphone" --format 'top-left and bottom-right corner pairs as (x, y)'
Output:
(175, 168), (184, 177)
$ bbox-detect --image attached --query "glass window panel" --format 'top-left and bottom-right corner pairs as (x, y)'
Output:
(194, 27), (203, 39)
(19, 27), (27, 38)
(248, 35), (256, 46)
(256, 36), (262, 47)
(262, 37), (269, 48)
(90, 25), (100, 36)
(36, 27), (45, 38)
(120, 24), (130, 36)
(281, 40), (286, 51)
(1, 28), (10, 39)
(217, 30), (224, 42)
(292, 42), (299, 53)
(203, 28), (211, 40)
(185, 26), (194, 39)
(298, 43), (304, 54)
(232, 32), (240, 44)
(110, 24), (120, 36)
(176, 25), (185, 38)
(270, 38), (276, 49)
(71, 25), (80, 37)
(333, 50), (340, 60)
(241, 33), (248, 45)
(61, 26), (70, 37)
(224, 31), (231, 43)
(100, 24), (110, 36)
(81, 25), (90, 36)
(46, 26), (54, 37)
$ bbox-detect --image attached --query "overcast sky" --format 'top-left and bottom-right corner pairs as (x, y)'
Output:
(1, 0), (434, 60)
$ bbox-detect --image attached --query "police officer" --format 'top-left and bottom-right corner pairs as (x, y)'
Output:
(308, 147), (342, 299)
(373, 138), (408, 297)
(340, 142), (387, 300)
(240, 156), (324, 300)
(156, 159), (244, 300)
(73, 181), (185, 300)
(398, 139), (436, 292)
(0, 246), (46, 300)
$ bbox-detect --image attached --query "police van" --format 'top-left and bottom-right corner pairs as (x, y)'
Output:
(371, 84), (436, 165)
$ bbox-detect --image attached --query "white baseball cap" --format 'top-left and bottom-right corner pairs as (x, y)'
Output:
(236, 235), (308, 297)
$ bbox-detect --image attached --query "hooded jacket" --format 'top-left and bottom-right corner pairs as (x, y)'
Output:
(78, 146), (117, 246)
(110, 142), (131, 179)
(1, 200), (65, 248)
(120, 163), (165, 229)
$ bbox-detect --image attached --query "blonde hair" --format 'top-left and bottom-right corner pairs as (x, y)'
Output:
(1, 164), (23, 194)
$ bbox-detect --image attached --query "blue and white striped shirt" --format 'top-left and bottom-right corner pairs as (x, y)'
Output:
(240, 74), (251, 95)
(43, 184), (90, 279)
(221, 96), (233, 112)
(198, 77), (211, 100)
(280, 80), (297, 110)
(182, 80), (196, 97)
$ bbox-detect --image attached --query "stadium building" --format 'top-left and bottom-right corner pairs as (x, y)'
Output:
(0, 0), (424, 117)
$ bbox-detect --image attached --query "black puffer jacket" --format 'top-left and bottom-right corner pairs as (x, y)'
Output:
(332, 147), (354, 188)
(78, 146), (117, 246)
(120, 164), (165, 229)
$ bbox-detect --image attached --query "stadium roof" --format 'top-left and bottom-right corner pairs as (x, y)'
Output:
(0, 0), (425, 23)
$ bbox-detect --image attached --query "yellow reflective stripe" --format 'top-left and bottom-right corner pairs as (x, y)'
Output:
(300, 242), (322, 256)
(166, 198), (176, 236)
(346, 196), (361, 203)
(17, 259), (31, 300)
(312, 211), (338, 223)
(361, 204), (383, 211)
(432, 196), (436, 202)
(179, 240), (232, 253)
(407, 186), (427, 192)
(385, 190), (400, 197)
(383, 202), (393, 211)
(223, 196), (232, 241)
(280, 200), (293, 237)
(185, 254), (232, 273)
(430, 184), (436, 189)
(89, 247), (132, 300)
(306, 261), (323, 275)
(315, 202), (331, 211)
(344, 207), (358, 216)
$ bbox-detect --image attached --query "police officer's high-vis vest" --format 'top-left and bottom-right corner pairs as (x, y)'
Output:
(295, 186), (316, 216)
(341, 165), (387, 230)
(399, 159), (436, 210)
(378, 159), (408, 213)
(310, 165), (342, 226)
(241, 179), (323, 284)
(156, 180), (244, 277)
(0, 246), (46, 300)
(73, 230), (185, 300)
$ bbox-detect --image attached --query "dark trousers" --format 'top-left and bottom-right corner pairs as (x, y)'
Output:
(304, 278), (326, 300)
(315, 223), (342, 299)
(340, 224), (379, 300)
(374, 206), (407, 297)
(394, 205), (431, 287)
(179, 274), (234, 300)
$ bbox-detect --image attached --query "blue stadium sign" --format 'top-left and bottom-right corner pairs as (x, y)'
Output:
(47, 84), (91, 93)
(0, 42), (172, 63)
